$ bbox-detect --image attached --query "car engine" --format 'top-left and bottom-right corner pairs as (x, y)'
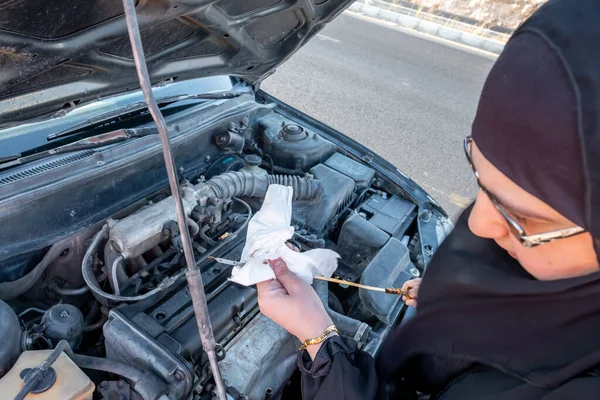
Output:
(0, 98), (444, 399)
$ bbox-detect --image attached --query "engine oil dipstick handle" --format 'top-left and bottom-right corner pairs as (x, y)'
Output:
(313, 276), (413, 299)
(209, 257), (413, 299)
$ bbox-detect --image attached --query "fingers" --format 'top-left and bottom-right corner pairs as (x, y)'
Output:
(401, 278), (422, 291)
(269, 258), (304, 294)
(256, 278), (284, 293)
(405, 299), (418, 308)
(402, 278), (421, 308)
(269, 257), (289, 277)
(286, 242), (300, 252)
(402, 285), (419, 300)
(407, 285), (419, 299)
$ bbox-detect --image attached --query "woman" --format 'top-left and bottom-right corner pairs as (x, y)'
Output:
(257, 0), (600, 398)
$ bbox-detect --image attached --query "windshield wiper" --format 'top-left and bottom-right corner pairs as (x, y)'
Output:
(0, 127), (156, 171)
(47, 86), (253, 141)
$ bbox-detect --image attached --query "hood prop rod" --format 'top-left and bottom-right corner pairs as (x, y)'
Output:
(120, 1), (227, 398)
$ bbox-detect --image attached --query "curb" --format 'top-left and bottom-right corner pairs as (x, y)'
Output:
(347, 2), (506, 55)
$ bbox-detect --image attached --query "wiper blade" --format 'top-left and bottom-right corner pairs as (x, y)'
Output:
(47, 101), (147, 140)
(158, 88), (253, 101)
(47, 87), (252, 141)
(0, 127), (156, 171)
(0, 154), (20, 164)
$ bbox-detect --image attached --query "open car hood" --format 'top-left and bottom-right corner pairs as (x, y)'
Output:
(0, 0), (352, 125)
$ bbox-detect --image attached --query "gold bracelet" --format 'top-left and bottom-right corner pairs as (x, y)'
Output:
(299, 325), (339, 351)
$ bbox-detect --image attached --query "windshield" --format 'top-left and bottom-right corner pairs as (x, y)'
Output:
(0, 76), (234, 159)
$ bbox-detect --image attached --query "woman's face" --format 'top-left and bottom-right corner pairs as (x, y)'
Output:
(468, 142), (599, 280)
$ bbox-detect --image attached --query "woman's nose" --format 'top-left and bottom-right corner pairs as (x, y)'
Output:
(468, 190), (510, 240)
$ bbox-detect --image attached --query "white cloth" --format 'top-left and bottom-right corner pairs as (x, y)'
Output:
(229, 184), (339, 286)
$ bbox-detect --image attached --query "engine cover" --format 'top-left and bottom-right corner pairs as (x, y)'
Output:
(102, 237), (255, 388)
(106, 278), (258, 357)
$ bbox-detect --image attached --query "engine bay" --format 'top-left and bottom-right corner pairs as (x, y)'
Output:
(0, 95), (442, 400)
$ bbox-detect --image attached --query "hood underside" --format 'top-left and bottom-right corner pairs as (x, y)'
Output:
(0, 0), (352, 124)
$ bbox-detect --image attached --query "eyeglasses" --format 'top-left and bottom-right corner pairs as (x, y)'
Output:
(463, 136), (585, 248)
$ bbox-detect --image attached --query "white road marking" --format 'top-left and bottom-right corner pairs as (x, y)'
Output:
(421, 183), (472, 209)
(317, 34), (341, 43)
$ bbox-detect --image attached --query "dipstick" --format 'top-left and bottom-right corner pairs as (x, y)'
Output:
(208, 256), (414, 299)
(314, 276), (412, 298)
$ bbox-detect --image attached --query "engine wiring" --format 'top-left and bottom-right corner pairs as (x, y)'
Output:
(111, 256), (124, 296)
(81, 198), (253, 303)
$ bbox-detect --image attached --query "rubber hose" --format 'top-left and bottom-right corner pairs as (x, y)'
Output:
(206, 171), (319, 200)
(314, 280), (371, 345)
(53, 285), (89, 296)
(294, 232), (326, 248)
(84, 301), (100, 325)
(186, 217), (200, 237)
(104, 244), (129, 294)
(83, 314), (107, 333)
(82, 226), (183, 303)
(273, 165), (304, 175)
(268, 175), (319, 199)
(69, 353), (142, 380)
(260, 156), (305, 175)
(68, 353), (168, 400)
(0, 242), (67, 300)
(111, 256), (124, 296)
(84, 198), (251, 303)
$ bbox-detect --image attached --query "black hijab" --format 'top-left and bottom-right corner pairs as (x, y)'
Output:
(377, 0), (600, 396)
(471, 0), (600, 252)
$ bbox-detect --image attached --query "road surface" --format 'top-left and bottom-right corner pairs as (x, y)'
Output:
(263, 11), (497, 218)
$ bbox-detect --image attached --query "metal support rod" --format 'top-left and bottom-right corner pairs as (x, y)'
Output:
(120, 1), (227, 398)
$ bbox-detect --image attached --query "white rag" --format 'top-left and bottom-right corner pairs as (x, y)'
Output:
(229, 184), (339, 286)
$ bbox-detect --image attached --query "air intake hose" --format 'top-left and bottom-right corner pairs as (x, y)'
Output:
(109, 170), (320, 260)
(206, 171), (320, 200)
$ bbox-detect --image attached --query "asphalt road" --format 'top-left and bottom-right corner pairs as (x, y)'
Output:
(263, 12), (497, 219)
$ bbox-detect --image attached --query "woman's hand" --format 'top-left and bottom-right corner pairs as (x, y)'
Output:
(257, 257), (334, 359)
(401, 278), (421, 308)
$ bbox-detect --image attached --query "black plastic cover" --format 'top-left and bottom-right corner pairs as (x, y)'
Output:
(337, 213), (390, 273)
(324, 153), (375, 189)
(359, 194), (416, 236)
(292, 164), (355, 235)
(41, 304), (84, 349)
(359, 238), (415, 324)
